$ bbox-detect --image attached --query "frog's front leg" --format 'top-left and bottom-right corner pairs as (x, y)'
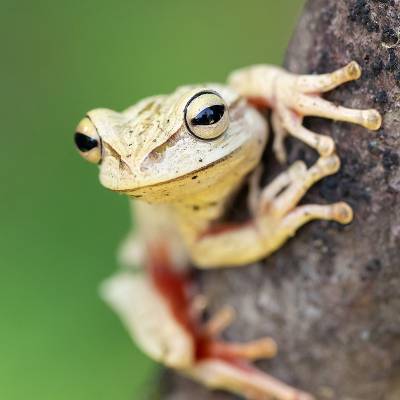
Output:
(102, 243), (314, 400)
(189, 155), (351, 268)
(229, 62), (382, 162)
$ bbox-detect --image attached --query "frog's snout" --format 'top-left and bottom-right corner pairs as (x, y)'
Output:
(74, 117), (102, 164)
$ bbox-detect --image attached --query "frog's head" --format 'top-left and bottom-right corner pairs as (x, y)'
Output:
(74, 85), (267, 203)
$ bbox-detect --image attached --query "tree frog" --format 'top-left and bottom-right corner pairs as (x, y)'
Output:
(74, 62), (381, 400)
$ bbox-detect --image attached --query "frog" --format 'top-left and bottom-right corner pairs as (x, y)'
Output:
(74, 61), (381, 400)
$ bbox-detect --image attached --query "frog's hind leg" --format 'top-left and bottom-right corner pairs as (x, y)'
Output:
(189, 360), (315, 400)
(190, 307), (313, 400)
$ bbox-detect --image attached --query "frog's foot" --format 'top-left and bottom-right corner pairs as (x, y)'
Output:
(258, 160), (307, 212)
(256, 154), (348, 219)
(272, 61), (381, 162)
(202, 306), (277, 360)
(190, 306), (314, 400)
(204, 305), (236, 336)
(248, 161), (307, 219)
(256, 154), (353, 250)
(262, 154), (353, 226)
(188, 360), (315, 400)
(260, 155), (342, 215)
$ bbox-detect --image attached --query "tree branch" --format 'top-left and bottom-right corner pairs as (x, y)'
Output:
(160, 1), (400, 398)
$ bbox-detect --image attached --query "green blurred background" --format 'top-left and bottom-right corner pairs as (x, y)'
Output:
(1, 1), (304, 399)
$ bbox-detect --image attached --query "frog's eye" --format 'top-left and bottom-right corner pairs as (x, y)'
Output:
(74, 117), (102, 164)
(184, 91), (229, 140)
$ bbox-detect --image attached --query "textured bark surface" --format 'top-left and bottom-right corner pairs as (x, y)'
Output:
(160, 1), (400, 399)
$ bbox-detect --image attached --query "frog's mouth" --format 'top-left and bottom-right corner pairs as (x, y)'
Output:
(111, 151), (232, 197)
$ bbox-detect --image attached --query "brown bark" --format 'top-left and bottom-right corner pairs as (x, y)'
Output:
(160, 1), (400, 399)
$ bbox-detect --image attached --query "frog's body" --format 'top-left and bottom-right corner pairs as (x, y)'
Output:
(75, 62), (381, 400)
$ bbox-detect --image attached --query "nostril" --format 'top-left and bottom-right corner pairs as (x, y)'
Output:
(74, 132), (99, 152)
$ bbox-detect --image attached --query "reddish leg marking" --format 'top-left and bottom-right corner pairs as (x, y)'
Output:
(147, 242), (254, 370)
(147, 242), (196, 337)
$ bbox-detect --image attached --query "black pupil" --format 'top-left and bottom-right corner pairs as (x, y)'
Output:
(192, 104), (225, 126)
(74, 133), (98, 152)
